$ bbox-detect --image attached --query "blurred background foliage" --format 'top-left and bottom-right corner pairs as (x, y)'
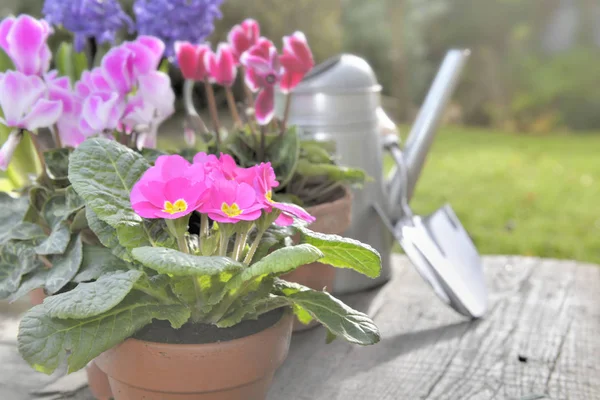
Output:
(3, 0), (600, 132)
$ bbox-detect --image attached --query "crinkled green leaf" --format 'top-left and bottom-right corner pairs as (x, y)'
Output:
(116, 219), (174, 250)
(85, 207), (129, 261)
(274, 280), (380, 345)
(42, 187), (84, 228)
(0, 241), (43, 299)
(44, 270), (144, 319)
(226, 244), (323, 292)
(43, 148), (71, 180)
(8, 269), (49, 303)
(140, 148), (167, 164)
(0, 222), (46, 244)
(0, 193), (29, 235)
(216, 295), (290, 328)
(131, 247), (244, 276)
(251, 225), (292, 263)
(70, 208), (88, 232)
(45, 234), (83, 294)
(297, 226), (381, 278)
(68, 138), (150, 227)
(34, 224), (70, 255)
(18, 292), (190, 374)
(73, 245), (129, 283)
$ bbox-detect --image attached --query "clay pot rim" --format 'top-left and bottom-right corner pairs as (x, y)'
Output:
(306, 185), (352, 215)
(122, 307), (292, 351)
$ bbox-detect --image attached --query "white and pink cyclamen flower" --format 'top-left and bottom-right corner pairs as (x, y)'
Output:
(0, 14), (176, 171)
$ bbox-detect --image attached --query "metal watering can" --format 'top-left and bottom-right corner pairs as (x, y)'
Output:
(275, 50), (487, 319)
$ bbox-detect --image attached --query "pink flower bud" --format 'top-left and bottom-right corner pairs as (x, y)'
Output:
(175, 41), (211, 81)
(205, 43), (237, 87)
(279, 32), (314, 94)
(228, 19), (260, 62)
(0, 15), (52, 76)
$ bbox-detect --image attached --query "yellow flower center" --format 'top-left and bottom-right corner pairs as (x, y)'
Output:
(265, 190), (274, 203)
(163, 199), (188, 214)
(221, 202), (242, 217)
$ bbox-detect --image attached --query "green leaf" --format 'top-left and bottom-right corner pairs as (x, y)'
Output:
(140, 148), (167, 164)
(45, 234), (83, 294)
(18, 292), (191, 374)
(70, 208), (88, 232)
(301, 142), (333, 163)
(296, 159), (368, 185)
(85, 207), (129, 261)
(72, 50), (88, 82)
(116, 219), (174, 250)
(251, 225), (292, 263)
(296, 226), (381, 278)
(42, 187), (85, 228)
(68, 137), (150, 227)
(275, 280), (380, 345)
(43, 270), (144, 319)
(0, 222), (46, 244)
(34, 224), (70, 255)
(0, 46), (15, 72)
(0, 193), (30, 239)
(131, 247), (244, 276)
(326, 329), (337, 344)
(43, 148), (71, 182)
(267, 126), (300, 187)
(73, 245), (130, 283)
(0, 241), (43, 299)
(8, 269), (49, 302)
(216, 295), (290, 328)
(226, 244), (323, 292)
(158, 58), (170, 74)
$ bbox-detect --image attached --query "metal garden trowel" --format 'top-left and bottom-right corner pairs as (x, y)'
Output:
(376, 134), (487, 319)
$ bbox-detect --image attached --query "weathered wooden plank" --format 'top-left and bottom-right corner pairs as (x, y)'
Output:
(1, 255), (598, 400)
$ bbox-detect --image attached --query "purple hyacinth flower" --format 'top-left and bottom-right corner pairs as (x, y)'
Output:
(43, 0), (134, 52)
(134, 0), (224, 59)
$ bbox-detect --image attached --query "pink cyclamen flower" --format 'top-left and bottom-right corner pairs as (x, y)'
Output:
(249, 162), (315, 226)
(228, 19), (260, 63)
(75, 68), (112, 98)
(279, 32), (314, 94)
(45, 71), (86, 147)
(101, 35), (165, 95)
(0, 15), (52, 76)
(131, 155), (208, 219)
(205, 43), (237, 87)
(175, 41), (211, 81)
(0, 130), (22, 171)
(202, 179), (265, 224)
(240, 42), (282, 125)
(0, 71), (62, 131)
(79, 92), (125, 136)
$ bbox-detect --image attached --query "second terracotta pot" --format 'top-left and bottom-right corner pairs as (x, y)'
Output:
(282, 188), (353, 331)
(95, 309), (293, 400)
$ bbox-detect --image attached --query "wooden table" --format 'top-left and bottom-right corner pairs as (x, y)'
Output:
(1, 255), (599, 400)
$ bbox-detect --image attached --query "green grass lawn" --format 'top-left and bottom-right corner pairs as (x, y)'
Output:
(385, 126), (600, 264)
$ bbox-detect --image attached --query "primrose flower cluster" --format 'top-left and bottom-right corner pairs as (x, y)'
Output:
(131, 153), (314, 227)
(0, 14), (175, 170)
(176, 19), (314, 125)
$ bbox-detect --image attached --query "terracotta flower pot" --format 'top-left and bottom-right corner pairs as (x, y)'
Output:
(95, 309), (293, 400)
(282, 188), (353, 331)
(86, 360), (113, 400)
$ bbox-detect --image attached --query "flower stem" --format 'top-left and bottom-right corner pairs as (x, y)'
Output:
(243, 229), (265, 265)
(166, 217), (190, 254)
(280, 93), (292, 135)
(28, 131), (46, 174)
(240, 66), (255, 109)
(259, 125), (266, 161)
(52, 125), (62, 148)
(200, 214), (209, 238)
(203, 77), (221, 146)
(183, 79), (209, 134)
(225, 87), (243, 129)
(219, 228), (231, 256)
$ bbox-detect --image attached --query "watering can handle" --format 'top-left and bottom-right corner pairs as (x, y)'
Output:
(381, 133), (413, 220)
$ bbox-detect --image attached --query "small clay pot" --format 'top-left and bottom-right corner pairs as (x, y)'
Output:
(29, 288), (46, 306)
(95, 310), (293, 400)
(282, 188), (353, 331)
(86, 360), (113, 400)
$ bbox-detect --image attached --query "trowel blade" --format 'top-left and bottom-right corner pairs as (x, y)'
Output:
(413, 204), (487, 318)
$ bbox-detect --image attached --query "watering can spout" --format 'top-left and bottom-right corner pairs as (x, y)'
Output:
(385, 49), (470, 220)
